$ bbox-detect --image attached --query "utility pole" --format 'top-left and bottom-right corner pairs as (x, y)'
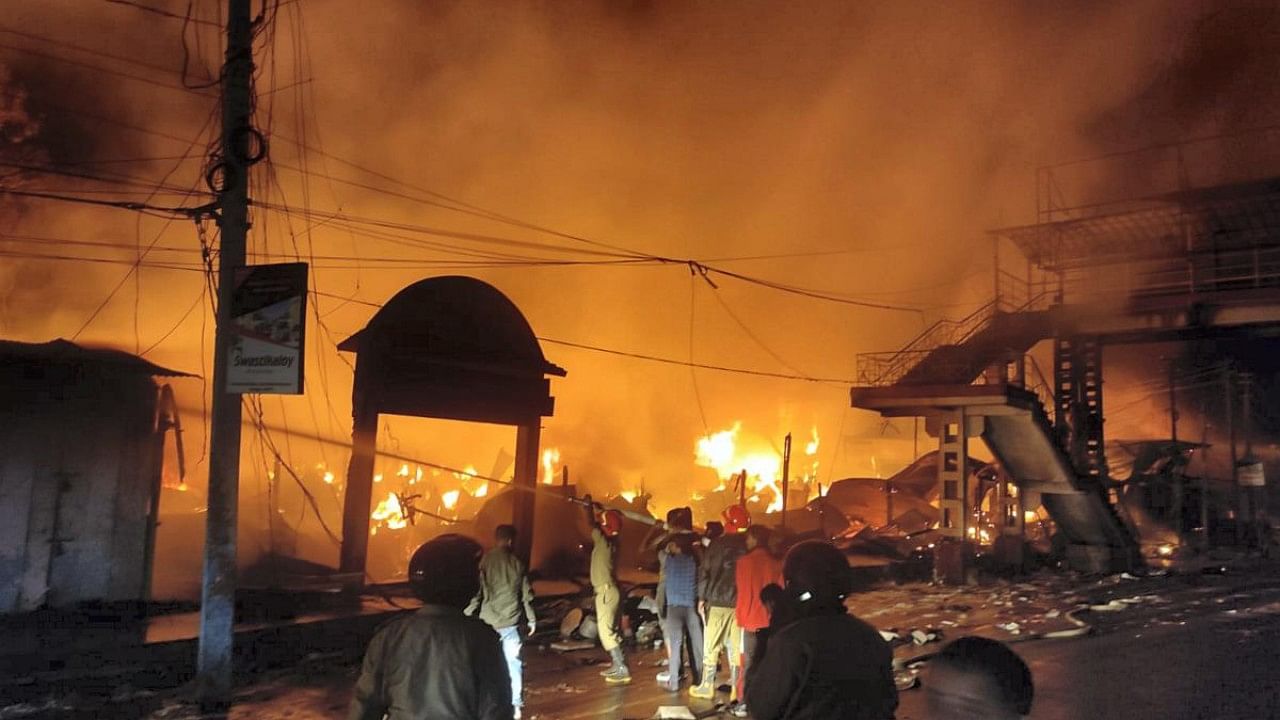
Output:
(780, 433), (792, 528)
(197, 0), (253, 706)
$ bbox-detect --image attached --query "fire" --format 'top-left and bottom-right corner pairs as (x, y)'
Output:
(322, 471), (335, 485)
(473, 481), (489, 498)
(370, 491), (409, 532)
(694, 423), (784, 513)
(619, 490), (638, 502)
(541, 448), (561, 485)
(804, 426), (820, 456)
(374, 473), (383, 483)
(441, 489), (461, 510)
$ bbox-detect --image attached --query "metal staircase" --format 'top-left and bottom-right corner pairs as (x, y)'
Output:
(852, 293), (1141, 573)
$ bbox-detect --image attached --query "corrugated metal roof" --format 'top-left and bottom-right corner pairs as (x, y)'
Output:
(0, 338), (193, 377)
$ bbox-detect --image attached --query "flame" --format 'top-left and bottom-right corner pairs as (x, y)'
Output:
(474, 481), (489, 498)
(397, 463), (410, 478)
(541, 448), (561, 485)
(442, 489), (461, 510)
(695, 423), (784, 513)
(619, 490), (637, 502)
(371, 491), (409, 531)
(322, 471), (335, 485)
(804, 426), (820, 456)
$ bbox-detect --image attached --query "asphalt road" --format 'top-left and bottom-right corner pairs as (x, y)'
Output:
(897, 596), (1280, 720)
(9, 568), (1280, 719)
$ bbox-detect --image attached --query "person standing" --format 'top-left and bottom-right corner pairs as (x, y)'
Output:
(466, 525), (537, 719)
(729, 524), (781, 716)
(660, 532), (704, 692)
(745, 541), (898, 720)
(690, 505), (748, 700)
(643, 507), (702, 687)
(349, 534), (513, 720)
(584, 495), (631, 684)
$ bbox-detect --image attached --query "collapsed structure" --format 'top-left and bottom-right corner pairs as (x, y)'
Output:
(853, 145), (1280, 577)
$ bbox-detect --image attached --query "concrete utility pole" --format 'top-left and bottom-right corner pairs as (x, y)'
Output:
(197, 0), (253, 705)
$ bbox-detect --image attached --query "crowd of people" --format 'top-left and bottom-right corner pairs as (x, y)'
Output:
(346, 501), (1035, 720)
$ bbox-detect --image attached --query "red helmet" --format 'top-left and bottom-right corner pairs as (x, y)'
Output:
(600, 509), (624, 537)
(723, 504), (751, 533)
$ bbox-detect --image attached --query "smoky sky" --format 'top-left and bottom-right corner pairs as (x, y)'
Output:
(5, 0), (1280, 515)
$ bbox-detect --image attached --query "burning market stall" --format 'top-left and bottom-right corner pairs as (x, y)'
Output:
(0, 339), (187, 613)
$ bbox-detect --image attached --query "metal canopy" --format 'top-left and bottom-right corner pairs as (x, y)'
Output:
(991, 176), (1280, 270)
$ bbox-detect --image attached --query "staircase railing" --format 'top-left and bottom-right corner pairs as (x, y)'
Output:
(855, 291), (1058, 386)
(1023, 354), (1055, 423)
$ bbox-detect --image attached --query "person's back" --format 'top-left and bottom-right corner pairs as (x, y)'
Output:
(745, 612), (896, 720)
(349, 535), (512, 720)
(350, 606), (512, 720)
(473, 545), (534, 630)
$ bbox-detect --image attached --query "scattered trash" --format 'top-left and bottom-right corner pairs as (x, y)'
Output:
(879, 630), (900, 643)
(998, 622), (1021, 635)
(1088, 599), (1129, 612)
(654, 707), (697, 720)
(635, 620), (662, 646)
(910, 629), (942, 645)
(1044, 609), (1061, 619)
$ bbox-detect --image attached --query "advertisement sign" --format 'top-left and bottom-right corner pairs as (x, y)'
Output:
(1239, 461), (1266, 487)
(227, 262), (307, 394)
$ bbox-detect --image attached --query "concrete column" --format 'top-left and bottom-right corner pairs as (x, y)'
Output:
(512, 422), (541, 566)
(339, 391), (379, 576)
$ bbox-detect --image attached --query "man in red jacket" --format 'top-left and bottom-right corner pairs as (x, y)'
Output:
(730, 525), (781, 717)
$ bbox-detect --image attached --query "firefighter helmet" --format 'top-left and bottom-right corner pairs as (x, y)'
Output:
(600, 509), (624, 537)
(722, 504), (751, 533)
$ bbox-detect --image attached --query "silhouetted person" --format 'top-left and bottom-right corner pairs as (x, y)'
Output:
(690, 504), (748, 701)
(466, 525), (536, 719)
(349, 534), (512, 720)
(926, 636), (1033, 720)
(729, 524), (781, 717)
(745, 541), (897, 720)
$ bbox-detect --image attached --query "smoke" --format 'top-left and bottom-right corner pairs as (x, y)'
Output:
(7, 1), (1280, 582)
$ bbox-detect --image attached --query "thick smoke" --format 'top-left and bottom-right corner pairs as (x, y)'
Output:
(7, 1), (1280, 586)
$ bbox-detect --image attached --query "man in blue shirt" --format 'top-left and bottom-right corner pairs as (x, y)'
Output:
(660, 532), (704, 693)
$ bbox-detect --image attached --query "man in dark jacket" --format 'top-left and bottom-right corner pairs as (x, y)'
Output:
(690, 505), (748, 700)
(745, 541), (897, 720)
(349, 535), (513, 720)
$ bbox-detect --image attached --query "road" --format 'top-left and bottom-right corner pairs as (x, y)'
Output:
(7, 566), (1280, 719)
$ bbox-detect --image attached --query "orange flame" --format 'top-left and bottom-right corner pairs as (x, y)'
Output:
(541, 448), (561, 485)
(441, 489), (461, 510)
(694, 423), (784, 513)
(370, 491), (409, 532)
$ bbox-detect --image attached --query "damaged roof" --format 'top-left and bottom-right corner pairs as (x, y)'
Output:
(0, 338), (193, 377)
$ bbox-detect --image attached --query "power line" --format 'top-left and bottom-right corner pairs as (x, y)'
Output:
(0, 188), (208, 216)
(103, 0), (222, 28)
